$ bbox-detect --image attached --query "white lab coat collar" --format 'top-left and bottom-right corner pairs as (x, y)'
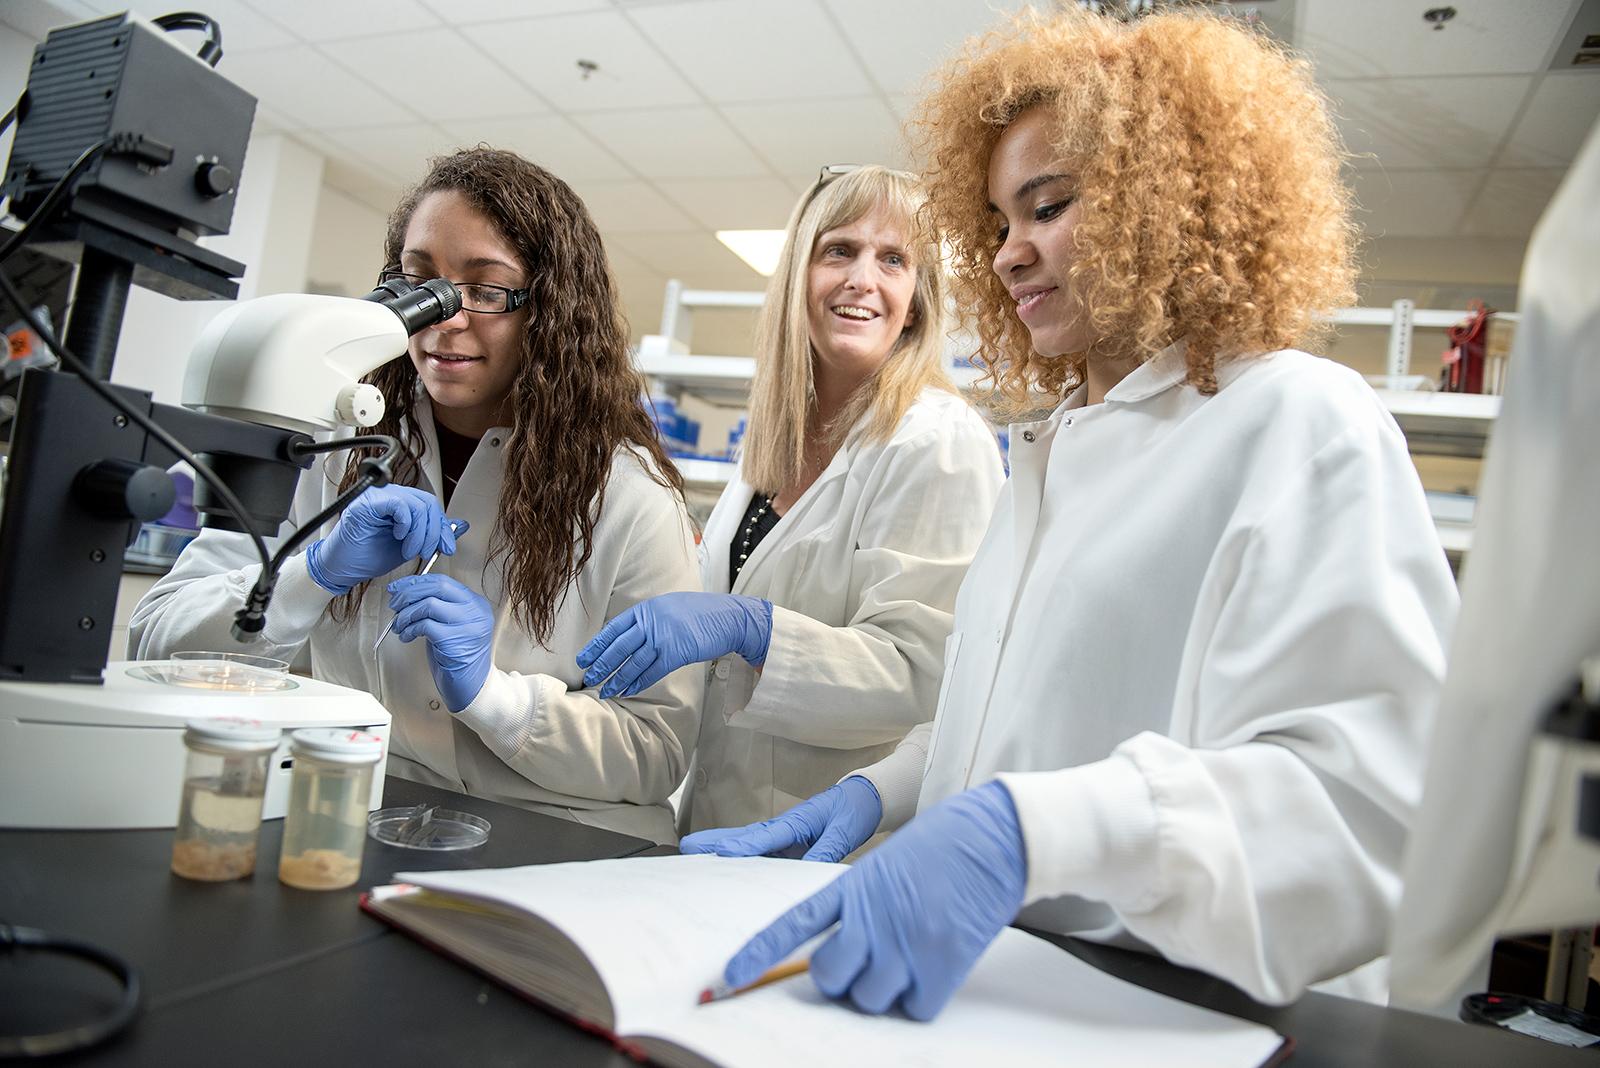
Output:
(410, 390), (513, 501)
(1100, 338), (1192, 406)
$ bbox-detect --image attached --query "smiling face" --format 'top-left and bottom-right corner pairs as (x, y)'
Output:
(805, 203), (919, 387)
(987, 107), (1091, 359)
(400, 190), (530, 437)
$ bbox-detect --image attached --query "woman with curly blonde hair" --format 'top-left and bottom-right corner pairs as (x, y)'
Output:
(134, 148), (703, 844)
(693, 9), (1458, 1018)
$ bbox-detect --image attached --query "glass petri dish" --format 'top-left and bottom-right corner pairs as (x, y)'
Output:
(368, 807), (490, 852)
(129, 651), (296, 692)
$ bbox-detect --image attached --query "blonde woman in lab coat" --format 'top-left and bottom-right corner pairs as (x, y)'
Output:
(579, 166), (1005, 835)
(132, 148), (702, 844)
(689, 10), (1459, 1019)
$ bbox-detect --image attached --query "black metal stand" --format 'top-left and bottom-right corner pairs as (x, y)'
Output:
(62, 246), (134, 381)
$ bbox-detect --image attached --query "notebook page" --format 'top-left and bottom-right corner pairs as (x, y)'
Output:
(399, 854), (844, 1030)
(631, 926), (1285, 1068)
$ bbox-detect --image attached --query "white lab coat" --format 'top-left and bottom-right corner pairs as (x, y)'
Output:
(683, 387), (1005, 832)
(856, 344), (1458, 1006)
(130, 396), (703, 844)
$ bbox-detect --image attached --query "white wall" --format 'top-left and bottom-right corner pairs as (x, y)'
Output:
(306, 185), (388, 298)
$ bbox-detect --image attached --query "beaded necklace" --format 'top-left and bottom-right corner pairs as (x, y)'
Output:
(735, 494), (774, 571)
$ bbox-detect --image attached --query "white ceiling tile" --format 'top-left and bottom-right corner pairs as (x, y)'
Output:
(65, 0), (292, 50)
(1459, 168), (1568, 238)
(572, 180), (698, 232)
(1298, 0), (1574, 79)
(1500, 73), (1600, 167)
(218, 44), (418, 128)
(1348, 169), (1482, 238)
(1359, 235), (1530, 287)
(655, 177), (800, 230)
(241, 0), (439, 41)
(1329, 76), (1531, 170)
(310, 122), (465, 186)
(460, 11), (700, 113)
(722, 96), (910, 176)
(416, 0), (610, 23)
(628, 0), (871, 103)
(440, 115), (632, 182)
(333, 28), (549, 120)
(607, 231), (765, 289)
(0, 2), (92, 41)
(819, 0), (1027, 96)
(582, 107), (771, 179)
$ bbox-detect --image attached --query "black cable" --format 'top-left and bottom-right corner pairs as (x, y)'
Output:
(152, 12), (224, 67)
(0, 95), (16, 139)
(0, 268), (274, 576)
(0, 923), (142, 1058)
(0, 139), (112, 267)
(231, 435), (397, 640)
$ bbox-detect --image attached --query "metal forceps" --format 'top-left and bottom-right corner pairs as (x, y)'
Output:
(372, 519), (464, 704)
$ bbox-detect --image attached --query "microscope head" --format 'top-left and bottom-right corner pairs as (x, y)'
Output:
(181, 278), (461, 434)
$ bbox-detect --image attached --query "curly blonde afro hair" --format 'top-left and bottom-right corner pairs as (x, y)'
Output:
(913, 7), (1358, 410)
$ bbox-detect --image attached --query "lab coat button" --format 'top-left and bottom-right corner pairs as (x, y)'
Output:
(695, 768), (708, 787)
(489, 436), (502, 447)
(428, 699), (441, 711)
(1021, 430), (1036, 443)
(714, 659), (730, 680)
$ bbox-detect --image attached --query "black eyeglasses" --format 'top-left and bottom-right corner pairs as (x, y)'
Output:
(377, 270), (530, 315)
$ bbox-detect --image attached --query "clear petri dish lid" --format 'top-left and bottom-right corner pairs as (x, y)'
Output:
(368, 807), (490, 851)
(129, 651), (296, 692)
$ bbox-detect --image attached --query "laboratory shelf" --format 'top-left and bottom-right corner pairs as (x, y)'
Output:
(674, 457), (737, 486)
(1376, 389), (1499, 457)
(1434, 521), (1473, 556)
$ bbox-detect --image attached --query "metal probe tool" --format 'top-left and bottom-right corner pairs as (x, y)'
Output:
(373, 519), (465, 657)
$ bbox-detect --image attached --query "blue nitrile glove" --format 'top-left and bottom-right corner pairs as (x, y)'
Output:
(388, 574), (495, 712)
(306, 485), (462, 595)
(575, 592), (773, 699)
(680, 776), (883, 863)
(723, 780), (1027, 1021)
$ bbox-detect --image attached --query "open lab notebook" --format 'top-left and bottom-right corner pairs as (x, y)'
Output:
(362, 854), (1289, 1068)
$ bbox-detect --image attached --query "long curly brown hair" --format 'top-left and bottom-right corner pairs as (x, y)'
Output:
(913, 8), (1358, 413)
(333, 147), (683, 644)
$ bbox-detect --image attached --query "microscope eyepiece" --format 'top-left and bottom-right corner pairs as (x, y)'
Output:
(363, 277), (463, 336)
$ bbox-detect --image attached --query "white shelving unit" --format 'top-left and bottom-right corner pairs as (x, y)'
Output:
(638, 282), (1501, 554)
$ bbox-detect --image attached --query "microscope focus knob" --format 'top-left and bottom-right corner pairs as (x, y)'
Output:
(194, 160), (235, 198)
(334, 383), (385, 428)
(74, 460), (176, 522)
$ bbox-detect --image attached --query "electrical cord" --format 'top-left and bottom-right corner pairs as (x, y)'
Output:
(0, 922), (142, 1058)
(0, 139), (110, 267)
(0, 268), (401, 640)
(230, 436), (397, 641)
(0, 267), (273, 573)
(151, 12), (224, 67)
(0, 132), (175, 269)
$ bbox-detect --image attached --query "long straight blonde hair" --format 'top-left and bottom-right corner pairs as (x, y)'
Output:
(741, 166), (953, 495)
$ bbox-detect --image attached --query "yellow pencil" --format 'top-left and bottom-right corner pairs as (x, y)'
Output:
(697, 959), (810, 1004)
